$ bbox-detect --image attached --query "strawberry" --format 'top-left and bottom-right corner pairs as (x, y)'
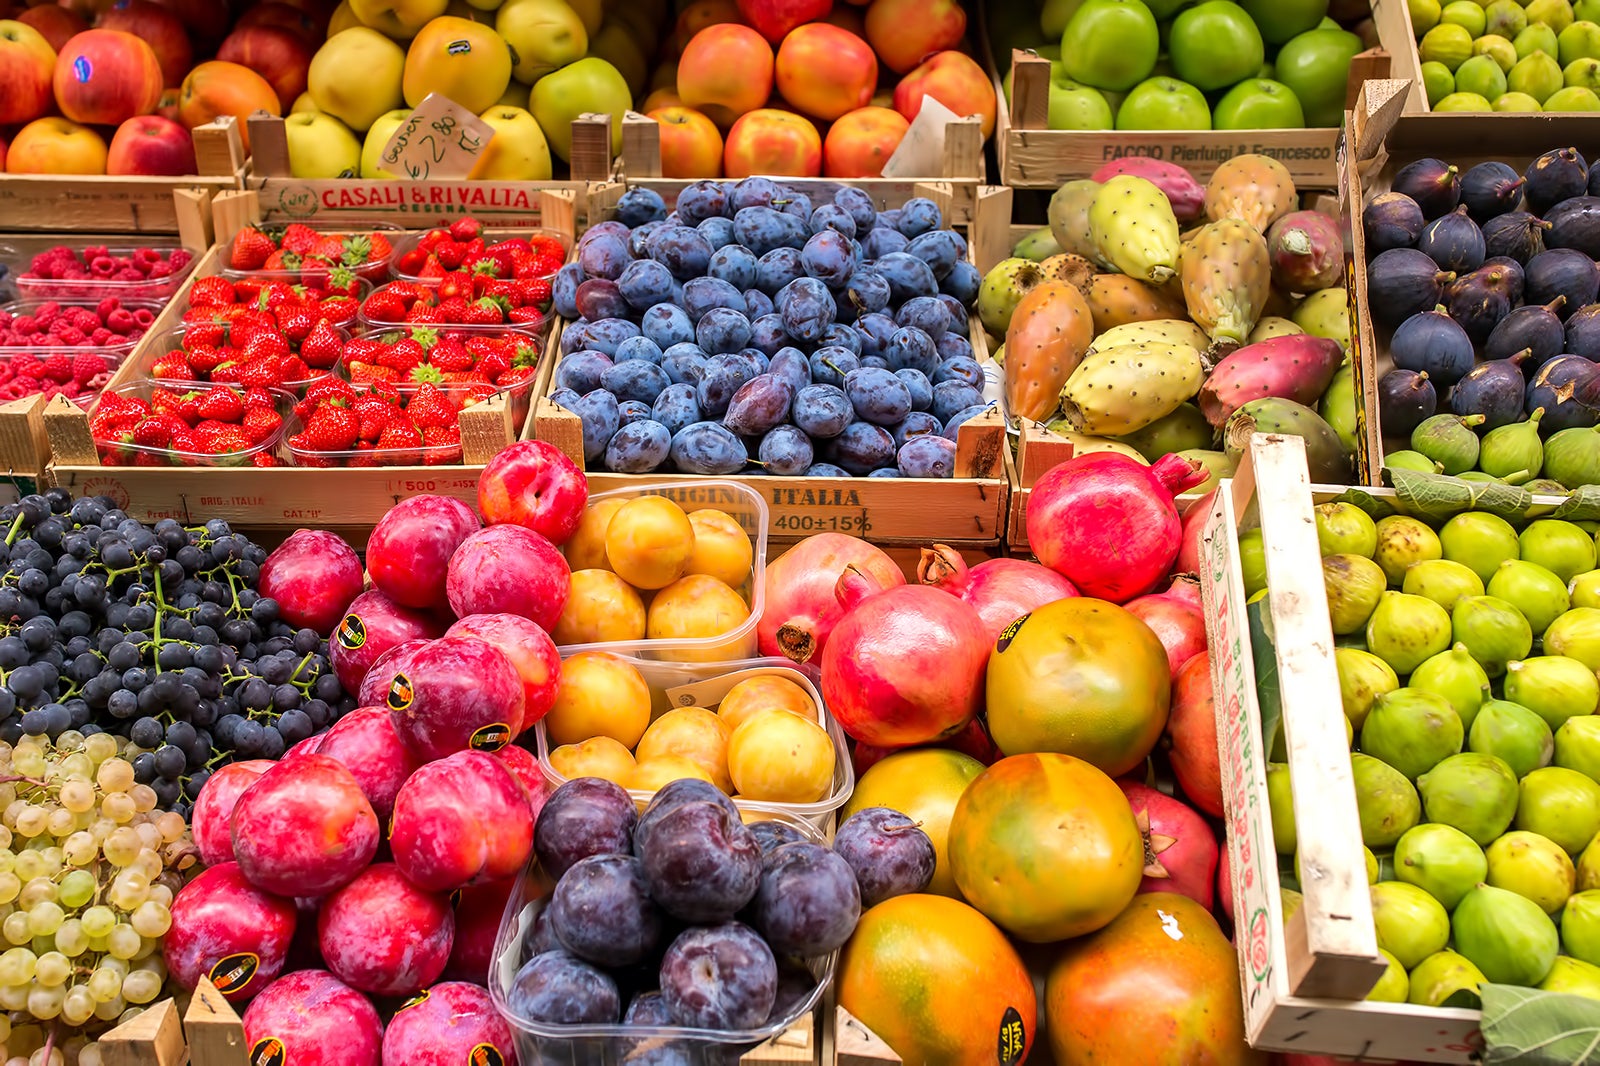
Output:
(262, 249), (298, 272)
(251, 452), (284, 468)
(281, 224), (321, 256)
(434, 241), (467, 271)
(464, 297), (506, 326)
(421, 423), (462, 465)
(429, 337), (473, 372)
(408, 364), (445, 385)
(378, 337), (425, 371)
(405, 305), (445, 325)
(196, 388), (245, 423)
(342, 336), (385, 365)
(304, 404), (360, 451)
(132, 419), (171, 448)
(190, 277), (237, 308)
(508, 307), (545, 328)
(275, 304), (316, 342)
(230, 227), (276, 271)
(519, 278), (554, 306)
(151, 354), (196, 381)
(353, 395), (394, 441)
(306, 376), (358, 407)
(280, 355), (312, 381)
(242, 331), (291, 363)
(243, 387), (275, 410)
(299, 322), (343, 369)
(308, 236), (347, 263)
(185, 344), (228, 374)
(320, 294), (359, 322)
(362, 288), (407, 323)
(242, 406), (284, 444)
(406, 384), (457, 429)
(347, 363), (398, 384)
(237, 359), (282, 389)
(499, 365), (539, 390)
(449, 218), (483, 242)
(435, 296), (470, 321)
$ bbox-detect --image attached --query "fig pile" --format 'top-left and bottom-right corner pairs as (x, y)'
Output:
(1366, 148), (1600, 490)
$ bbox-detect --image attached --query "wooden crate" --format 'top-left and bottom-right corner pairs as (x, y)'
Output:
(1202, 433), (1484, 1062)
(533, 183), (1014, 549)
(0, 119), (245, 238)
(98, 976), (244, 1066)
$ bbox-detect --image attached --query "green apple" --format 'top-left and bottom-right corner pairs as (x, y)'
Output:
(1060, 0), (1160, 91)
(1116, 75), (1212, 129)
(1567, 55), (1600, 86)
(291, 92), (319, 115)
(1422, 60), (1457, 104)
(1275, 26), (1365, 125)
(1442, 0), (1488, 35)
(1455, 53), (1510, 98)
(1170, 1), (1266, 91)
(1560, 20), (1600, 64)
(1485, 0), (1528, 38)
(308, 28), (406, 133)
(1434, 90), (1494, 110)
(1546, 84), (1600, 106)
(1238, 0), (1329, 44)
(1041, 0), (1086, 37)
(1493, 90), (1544, 109)
(498, 0), (589, 85)
(470, 104), (553, 179)
(1410, 0), (1443, 32)
(1048, 75), (1115, 129)
(360, 108), (412, 178)
(283, 111), (362, 178)
(1213, 77), (1306, 127)
(1475, 34), (1519, 72)
(1517, 23), (1562, 59)
(1528, 0), (1577, 34)
(588, 20), (648, 97)
(1510, 49), (1566, 100)
(530, 56), (629, 162)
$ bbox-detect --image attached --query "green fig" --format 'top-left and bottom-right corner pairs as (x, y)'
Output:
(1521, 519), (1598, 582)
(1573, 569), (1600, 609)
(1556, 715), (1600, 783)
(1408, 949), (1487, 1007)
(1487, 559), (1570, 636)
(1336, 648), (1400, 730)
(1542, 607), (1600, 672)
(1116, 402), (1213, 461)
(1360, 688), (1464, 780)
(1479, 408), (1546, 479)
(1316, 502), (1379, 559)
(1418, 752), (1521, 845)
(1267, 762), (1296, 855)
(1413, 413), (1487, 475)
(1452, 883), (1560, 987)
(1504, 655), (1600, 730)
(1395, 822), (1489, 910)
(1368, 949), (1410, 1002)
(1352, 752), (1423, 849)
(1467, 698), (1555, 778)
(1408, 643), (1492, 731)
(1563, 890), (1600, 968)
(1517, 765), (1600, 855)
(1452, 595), (1534, 677)
(1367, 591), (1454, 675)
(1486, 830), (1576, 914)
(1580, 835), (1600, 891)
(1239, 528), (1268, 597)
(1371, 881), (1452, 970)
(1538, 956), (1600, 1001)
(1542, 424), (1600, 490)
(1324, 554), (1388, 635)
(1440, 512), (1522, 584)
(1385, 449), (1445, 474)
(1402, 558), (1486, 613)
(1374, 516), (1444, 586)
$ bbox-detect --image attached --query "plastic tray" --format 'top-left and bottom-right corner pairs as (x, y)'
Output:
(0, 299), (162, 355)
(533, 657), (853, 829)
(15, 244), (199, 302)
(557, 481), (767, 664)
(388, 226), (568, 286)
(210, 275), (372, 330)
(0, 347), (124, 401)
(357, 284), (553, 337)
(92, 380), (293, 468)
(280, 384), (481, 467)
(488, 807), (835, 1066)
(218, 221), (403, 284)
(139, 324), (349, 393)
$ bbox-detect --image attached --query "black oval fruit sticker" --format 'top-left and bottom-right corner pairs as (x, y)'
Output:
(387, 672), (414, 711)
(469, 1044), (506, 1066)
(336, 614), (366, 650)
(209, 952), (260, 994)
(447, 38), (473, 54)
(995, 613), (1029, 654)
(469, 722), (511, 751)
(250, 1037), (286, 1066)
(997, 1006), (1026, 1065)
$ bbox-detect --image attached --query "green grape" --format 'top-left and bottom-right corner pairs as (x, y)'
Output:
(156, 812), (186, 843)
(80, 906), (115, 939)
(60, 752), (93, 780)
(57, 781), (94, 815)
(131, 849), (162, 881)
(131, 937), (158, 962)
(61, 985), (95, 1027)
(102, 792), (136, 824)
(0, 850), (15, 875)
(0, 981), (28, 1010)
(12, 806), (46, 838)
(107, 923), (140, 961)
(26, 901), (63, 938)
(86, 965), (121, 1003)
(129, 901), (170, 939)
(12, 749), (45, 778)
(86, 934), (109, 954)
(121, 970), (161, 1005)
(102, 828), (140, 868)
(34, 951), (69, 987)
(0, 871), (20, 906)
(81, 1045), (104, 1066)
(92, 993), (124, 1021)
(88, 818), (114, 842)
(148, 885), (173, 909)
(128, 785), (157, 814)
(44, 808), (74, 838)
(63, 831), (97, 867)
(57, 870), (95, 909)
(0, 1012), (9, 1040)
(85, 734), (118, 764)
(11, 850), (44, 881)
(2, 912), (31, 946)
(95, 759), (133, 793)
(53, 919), (87, 958)
(110, 871), (149, 911)
(0, 947), (36, 985)
(18, 877), (55, 908)
(26, 983), (64, 1020)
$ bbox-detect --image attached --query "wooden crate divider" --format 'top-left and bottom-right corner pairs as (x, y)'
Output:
(99, 977), (245, 1066)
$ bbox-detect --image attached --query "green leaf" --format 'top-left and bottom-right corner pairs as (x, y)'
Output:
(1331, 486), (1399, 522)
(1384, 467), (1534, 524)
(1551, 485), (1600, 523)
(1247, 596), (1281, 757)
(1480, 982), (1600, 1064)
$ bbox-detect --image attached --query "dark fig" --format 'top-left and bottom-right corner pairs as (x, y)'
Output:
(1390, 306), (1476, 385)
(1450, 348), (1534, 430)
(1377, 368), (1438, 437)
(1544, 196), (1600, 258)
(1482, 211), (1551, 264)
(1460, 161), (1525, 222)
(1417, 204), (1486, 273)
(1368, 247), (1458, 329)
(1482, 256), (1525, 305)
(1484, 296), (1567, 368)
(1589, 160), (1600, 198)
(1443, 263), (1517, 344)
(1526, 355), (1600, 433)
(1566, 303), (1600, 360)
(1363, 192), (1425, 252)
(1525, 148), (1590, 215)
(1392, 158), (1461, 220)
(1525, 248), (1600, 318)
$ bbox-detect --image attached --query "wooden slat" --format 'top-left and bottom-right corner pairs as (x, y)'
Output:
(185, 976), (248, 1066)
(570, 113), (616, 183)
(100, 999), (186, 1066)
(192, 117), (246, 178)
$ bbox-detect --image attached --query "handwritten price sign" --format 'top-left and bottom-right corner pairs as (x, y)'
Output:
(380, 92), (495, 181)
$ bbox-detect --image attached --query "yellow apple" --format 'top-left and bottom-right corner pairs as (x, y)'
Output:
(6, 117), (107, 174)
(530, 55), (629, 161)
(444, 0), (495, 20)
(348, 0), (450, 38)
(360, 107), (412, 177)
(470, 104), (552, 178)
(291, 92), (319, 114)
(284, 110), (362, 177)
(466, 0), (506, 8)
(403, 15), (511, 113)
(309, 28), (406, 132)
(567, 0), (603, 34)
(328, 1), (363, 34)
(588, 20), (647, 96)
(497, 80), (529, 107)
(498, 0), (587, 84)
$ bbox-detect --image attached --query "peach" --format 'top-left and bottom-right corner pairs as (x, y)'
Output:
(893, 49), (995, 137)
(217, 25), (315, 108)
(678, 23), (773, 128)
(823, 106), (907, 177)
(6, 116), (107, 174)
(544, 651), (653, 748)
(552, 569), (647, 645)
(775, 23), (876, 120)
(642, 87), (682, 112)
(97, 0), (192, 87)
(107, 114), (195, 175)
(636, 707), (733, 793)
(178, 60), (282, 152)
(0, 19), (55, 125)
(16, 5), (87, 51)
(53, 29), (164, 126)
(723, 106), (821, 178)
(864, 0), (966, 73)
(648, 104), (723, 178)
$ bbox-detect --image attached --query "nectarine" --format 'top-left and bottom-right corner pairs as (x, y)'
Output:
(775, 23), (876, 121)
(178, 61), (282, 152)
(822, 105), (907, 177)
(864, 0), (966, 73)
(723, 107), (820, 178)
(648, 105), (723, 178)
(893, 50), (995, 137)
(677, 23), (773, 129)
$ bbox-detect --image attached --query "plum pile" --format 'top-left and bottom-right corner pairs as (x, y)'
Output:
(550, 179), (989, 479)
(1364, 148), (1600, 489)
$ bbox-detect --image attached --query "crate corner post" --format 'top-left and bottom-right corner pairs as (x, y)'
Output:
(185, 975), (249, 1066)
(99, 998), (187, 1066)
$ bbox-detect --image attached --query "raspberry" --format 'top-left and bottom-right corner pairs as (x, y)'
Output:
(42, 355), (72, 382)
(33, 304), (58, 327)
(105, 308), (136, 333)
(12, 316), (37, 335)
(96, 297), (120, 320)
(71, 354), (105, 384)
(69, 308), (99, 331)
(133, 309), (155, 327)
(89, 329), (113, 346)
(90, 257), (117, 277)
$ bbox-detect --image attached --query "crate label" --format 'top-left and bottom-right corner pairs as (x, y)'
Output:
(1099, 138), (1335, 168)
(380, 93), (494, 181)
(265, 179), (552, 226)
(766, 484), (873, 536)
(386, 474), (481, 496)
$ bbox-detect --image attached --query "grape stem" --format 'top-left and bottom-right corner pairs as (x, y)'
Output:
(3, 512), (24, 547)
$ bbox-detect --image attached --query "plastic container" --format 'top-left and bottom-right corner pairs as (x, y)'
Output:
(212, 275), (372, 329)
(280, 383), (483, 467)
(139, 324), (350, 393)
(0, 347), (124, 402)
(218, 221), (403, 284)
(488, 806), (835, 1066)
(0, 299), (162, 355)
(92, 380), (293, 467)
(533, 656), (853, 828)
(348, 323), (550, 396)
(15, 244), (199, 303)
(388, 226), (568, 286)
(358, 282), (552, 337)
(557, 481), (768, 663)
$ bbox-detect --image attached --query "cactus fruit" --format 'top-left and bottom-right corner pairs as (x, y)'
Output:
(1088, 175), (1182, 284)
(1040, 427), (1151, 464)
(1091, 318), (1210, 352)
(1197, 334), (1345, 427)
(1204, 154), (1298, 233)
(1249, 316), (1305, 343)
(1039, 253), (1098, 292)
(1090, 158), (1206, 224)
(1004, 280), (1095, 422)
(1049, 179), (1112, 267)
(1084, 272), (1190, 333)
(977, 257), (1046, 335)
(1266, 210), (1345, 293)
(1181, 219), (1272, 354)
(1013, 226), (1063, 260)
(1059, 341), (1206, 436)
(1223, 397), (1352, 482)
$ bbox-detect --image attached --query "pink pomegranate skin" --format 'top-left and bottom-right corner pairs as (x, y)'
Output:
(446, 524), (571, 631)
(917, 544), (1078, 644)
(759, 533), (906, 663)
(242, 969), (383, 1066)
(1174, 490), (1218, 577)
(313, 707), (421, 821)
(331, 588), (447, 695)
(190, 759), (273, 866)
(165, 862), (297, 1002)
(318, 864), (455, 997)
(1124, 589), (1208, 681)
(259, 529), (364, 635)
(382, 980), (519, 1065)
(1117, 779), (1219, 910)
(366, 494), (482, 609)
(230, 754), (379, 898)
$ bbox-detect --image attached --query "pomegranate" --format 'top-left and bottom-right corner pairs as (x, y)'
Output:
(1026, 453), (1208, 603)
(1124, 588), (1207, 681)
(1164, 573), (1203, 610)
(1218, 846), (1235, 926)
(1175, 489), (1218, 576)
(821, 567), (989, 747)
(916, 544), (1079, 643)
(850, 716), (1001, 778)
(1117, 780), (1219, 910)
(760, 533), (906, 663)
(1168, 651), (1225, 819)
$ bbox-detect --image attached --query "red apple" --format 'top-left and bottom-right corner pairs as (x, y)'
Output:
(388, 636), (527, 762)
(96, 0), (191, 87)
(318, 864), (454, 997)
(477, 439), (589, 544)
(775, 23), (876, 121)
(150, 0), (229, 50)
(284, 734), (324, 758)
(165, 862), (299, 1003)
(677, 23), (774, 128)
(242, 970), (383, 1066)
(446, 524), (571, 633)
(893, 50), (996, 138)
(330, 587), (448, 696)
(390, 750), (535, 892)
(312, 706), (421, 820)
(190, 759), (274, 866)
(259, 528), (364, 637)
(443, 879), (515, 985)
(235, 0), (319, 43)
(383, 981), (518, 1064)
(864, 0), (966, 73)
(0, 19), (56, 125)
(16, 5), (87, 52)
(53, 28), (164, 126)
(216, 24), (313, 111)
(823, 105), (908, 177)
(446, 613), (561, 728)
(648, 104), (723, 178)
(724, 107), (822, 178)
(107, 113), (194, 175)
(366, 494), (481, 610)
(736, 0), (832, 42)
(231, 754), (380, 898)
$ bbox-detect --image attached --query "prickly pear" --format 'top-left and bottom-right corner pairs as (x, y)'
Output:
(1203, 153), (1297, 233)
(1038, 253), (1096, 291)
(1197, 334), (1344, 427)
(1003, 280), (1094, 422)
(1091, 318), (1209, 352)
(1088, 175), (1182, 284)
(977, 257), (1046, 335)
(1248, 316), (1304, 342)
(1321, 360), (1360, 454)
(1012, 226), (1063, 260)
(1082, 272), (1189, 333)
(1059, 341), (1206, 436)
(1116, 403), (1213, 460)
(1222, 397), (1351, 482)
(1265, 210), (1344, 293)
(1090, 158), (1205, 224)
(1048, 180), (1110, 268)
(1181, 219), (1271, 353)
(1293, 287), (1351, 349)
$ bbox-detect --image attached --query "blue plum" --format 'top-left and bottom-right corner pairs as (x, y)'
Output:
(708, 244), (760, 291)
(696, 306), (754, 354)
(601, 359), (671, 404)
(827, 421), (895, 474)
(807, 347), (859, 387)
(769, 346), (812, 393)
(940, 260), (982, 305)
(578, 233), (631, 280)
(553, 262), (584, 319)
(896, 295), (951, 337)
(549, 387), (580, 412)
(723, 374), (794, 436)
(616, 187), (668, 227)
(905, 229), (963, 279)
(801, 229), (855, 288)
(660, 342), (708, 385)
(556, 350), (613, 393)
(875, 252), (938, 301)
(895, 368), (933, 411)
(932, 380), (984, 422)
(897, 433), (958, 477)
(809, 203), (857, 238)
(854, 312), (897, 360)
(652, 382), (702, 434)
(843, 270), (891, 316)
(935, 356), (983, 388)
(758, 424), (814, 475)
(778, 277), (836, 342)
(891, 410), (943, 448)
(792, 383), (854, 439)
(756, 247), (806, 294)
(749, 312), (787, 354)
(534, 778), (638, 880)
(862, 227), (908, 258)
(676, 180), (732, 225)
(615, 335), (665, 364)
(833, 807), (937, 907)
(604, 419), (672, 473)
(618, 259), (676, 312)
(896, 197), (942, 236)
(943, 403), (991, 439)
(659, 923), (777, 1030)
(696, 353), (754, 415)
(820, 322), (861, 353)
(935, 332), (975, 364)
(885, 325), (939, 376)
(671, 422), (749, 474)
(682, 275), (747, 322)
(750, 843), (860, 955)
(629, 219), (666, 259)
(698, 215), (737, 249)
(743, 288), (775, 318)
(575, 278), (631, 322)
(507, 950), (621, 1024)
(641, 303), (695, 348)
(570, 389), (621, 463)
(547, 853), (662, 966)
(804, 462), (849, 477)
(731, 176), (784, 211)
(617, 399), (652, 425)
(581, 317), (642, 355)
(834, 187), (876, 234)
(649, 225), (714, 279)
(845, 366), (913, 426)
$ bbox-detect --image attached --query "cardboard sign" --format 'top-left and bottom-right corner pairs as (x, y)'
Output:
(881, 96), (960, 179)
(379, 92), (495, 181)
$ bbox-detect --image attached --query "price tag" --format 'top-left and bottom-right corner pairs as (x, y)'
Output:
(881, 95), (960, 179)
(379, 92), (496, 181)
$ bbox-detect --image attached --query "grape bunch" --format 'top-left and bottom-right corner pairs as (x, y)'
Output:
(0, 489), (354, 813)
(0, 731), (198, 1065)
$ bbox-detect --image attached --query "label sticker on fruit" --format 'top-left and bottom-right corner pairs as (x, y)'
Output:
(470, 1045), (506, 1066)
(336, 613), (366, 651)
(379, 93), (495, 181)
(997, 1007), (1026, 1065)
(249, 1037), (286, 1066)
(398, 988), (431, 1012)
(208, 951), (260, 995)
(387, 672), (414, 712)
(469, 723), (511, 751)
(994, 613), (1029, 654)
